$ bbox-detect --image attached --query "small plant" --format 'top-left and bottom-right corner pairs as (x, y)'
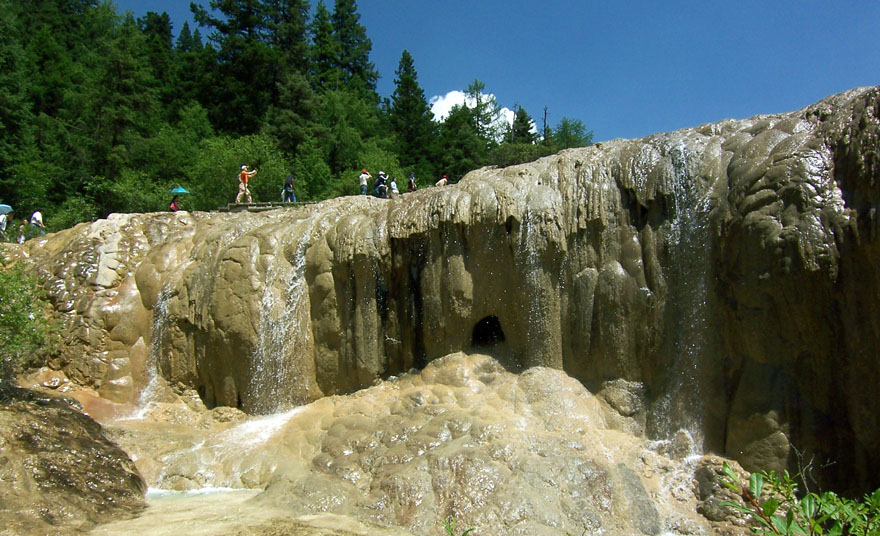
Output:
(0, 256), (58, 386)
(443, 515), (474, 536)
(720, 461), (880, 535)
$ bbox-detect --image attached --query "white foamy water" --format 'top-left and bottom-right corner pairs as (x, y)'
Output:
(222, 407), (304, 447)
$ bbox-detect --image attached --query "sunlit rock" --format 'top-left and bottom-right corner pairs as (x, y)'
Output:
(11, 86), (880, 510)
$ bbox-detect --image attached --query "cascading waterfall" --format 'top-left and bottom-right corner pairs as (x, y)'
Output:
(649, 138), (713, 452)
(136, 284), (172, 415)
(519, 208), (545, 364)
(247, 218), (317, 414)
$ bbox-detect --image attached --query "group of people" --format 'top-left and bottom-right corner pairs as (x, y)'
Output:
(168, 163), (448, 210)
(233, 164), (297, 204)
(0, 210), (46, 243)
(359, 169), (449, 198)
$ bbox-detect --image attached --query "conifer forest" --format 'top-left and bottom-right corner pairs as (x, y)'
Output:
(0, 0), (593, 230)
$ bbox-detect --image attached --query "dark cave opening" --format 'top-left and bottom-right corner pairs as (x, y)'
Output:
(471, 315), (506, 347)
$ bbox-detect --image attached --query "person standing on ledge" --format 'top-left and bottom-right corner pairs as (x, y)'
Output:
(30, 210), (46, 235)
(282, 173), (296, 203)
(236, 164), (257, 203)
(169, 195), (180, 212)
(358, 168), (371, 195)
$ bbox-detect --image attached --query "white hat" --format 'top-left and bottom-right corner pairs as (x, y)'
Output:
(242, 165), (247, 170)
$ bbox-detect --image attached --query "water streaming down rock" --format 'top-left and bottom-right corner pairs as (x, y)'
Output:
(137, 284), (172, 415)
(647, 137), (715, 451)
(247, 217), (319, 413)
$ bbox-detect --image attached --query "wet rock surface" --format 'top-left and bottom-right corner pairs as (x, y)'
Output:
(0, 388), (146, 535)
(6, 86), (880, 529)
(98, 354), (746, 535)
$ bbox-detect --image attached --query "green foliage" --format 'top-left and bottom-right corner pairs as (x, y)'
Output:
(186, 133), (293, 209)
(437, 105), (487, 180)
(390, 50), (437, 176)
(48, 195), (100, 232)
(508, 106), (537, 145)
(330, 0), (379, 97)
(720, 461), (880, 535)
(0, 0), (594, 231)
(0, 259), (58, 382)
(550, 117), (594, 150)
(465, 79), (504, 146)
(442, 516), (474, 536)
(291, 137), (332, 201)
(488, 142), (555, 168)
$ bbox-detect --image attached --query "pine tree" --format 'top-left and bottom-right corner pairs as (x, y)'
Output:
(264, 69), (324, 156)
(192, 0), (275, 133)
(138, 11), (175, 115)
(551, 117), (594, 149)
(263, 0), (310, 108)
(509, 105), (536, 144)
(0, 0), (35, 208)
(389, 50), (437, 176)
(465, 79), (503, 146)
(264, 0), (309, 74)
(172, 21), (216, 119)
(331, 0), (378, 98)
(438, 104), (486, 180)
(87, 14), (161, 185)
(308, 1), (340, 90)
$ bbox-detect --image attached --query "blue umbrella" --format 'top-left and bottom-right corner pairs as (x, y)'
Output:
(170, 187), (190, 195)
(0, 204), (11, 215)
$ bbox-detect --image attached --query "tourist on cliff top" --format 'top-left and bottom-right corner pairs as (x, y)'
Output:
(236, 165), (257, 203)
(374, 171), (388, 198)
(389, 177), (400, 198)
(435, 174), (449, 187)
(169, 195), (180, 212)
(359, 168), (372, 195)
(30, 210), (45, 235)
(0, 211), (9, 241)
(282, 173), (296, 203)
(407, 171), (417, 192)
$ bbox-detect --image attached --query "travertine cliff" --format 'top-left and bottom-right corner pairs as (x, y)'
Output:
(12, 86), (880, 492)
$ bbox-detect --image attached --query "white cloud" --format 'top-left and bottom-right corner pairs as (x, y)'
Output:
(429, 90), (515, 141)
(429, 90), (468, 122)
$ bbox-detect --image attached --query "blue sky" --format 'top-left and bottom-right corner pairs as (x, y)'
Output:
(115, 1), (880, 142)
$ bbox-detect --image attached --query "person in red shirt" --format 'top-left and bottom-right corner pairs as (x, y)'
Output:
(236, 165), (258, 203)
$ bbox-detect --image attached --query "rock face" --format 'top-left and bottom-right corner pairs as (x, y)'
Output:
(100, 353), (743, 536)
(12, 86), (880, 492)
(0, 389), (146, 535)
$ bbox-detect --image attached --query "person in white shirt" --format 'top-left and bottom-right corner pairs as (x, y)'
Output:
(359, 169), (372, 195)
(0, 213), (8, 241)
(30, 210), (45, 236)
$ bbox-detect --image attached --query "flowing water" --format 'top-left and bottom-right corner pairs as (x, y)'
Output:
(135, 284), (172, 416)
(248, 217), (319, 413)
(648, 137), (713, 450)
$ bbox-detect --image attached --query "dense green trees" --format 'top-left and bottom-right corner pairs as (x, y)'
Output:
(389, 50), (437, 181)
(0, 0), (592, 233)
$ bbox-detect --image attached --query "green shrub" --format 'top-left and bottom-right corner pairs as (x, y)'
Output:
(721, 461), (880, 535)
(0, 257), (58, 383)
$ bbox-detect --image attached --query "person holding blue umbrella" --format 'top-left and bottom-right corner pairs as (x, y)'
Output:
(169, 187), (190, 212)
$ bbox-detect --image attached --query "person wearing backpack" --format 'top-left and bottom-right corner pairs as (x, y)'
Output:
(282, 173), (296, 203)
